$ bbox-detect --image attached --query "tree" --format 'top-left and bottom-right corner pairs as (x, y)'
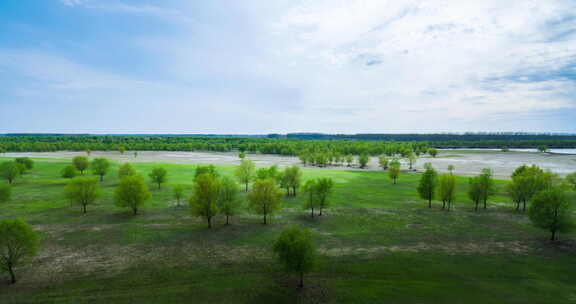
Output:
(303, 180), (318, 217)
(468, 177), (483, 211)
(218, 176), (240, 225)
(428, 148), (438, 158)
(417, 166), (437, 208)
(345, 154), (354, 167)
(529, 187), (573, 241)
(378, 156), (389, 170)
(388, 161), (401, 184)
(118, 146), (126, 155)
(118, 163), (136, 179)
(85, 149), (91, 156)
(510, 165), (554, 212)
(537, 145), (548, 153)
(447, 164), (455, 175)
(134, 151), (138, 158)
(114, 176), (151, 215)
(173, 185), (185, 207)
(149, 167), (168, 189)
(190, 173), (220, 228)
(235, 159), (256, 192)
(248, 179), (281, 225)
(239, 151), (246, 159)
(91, 158), (110, 182)
(438, 174), (456, 211)
(15, 157), (34, 173)
(272, 225), (316, 288)
(566, 172), (576, 190)
(506, 180), (525, 211)
(73, 156), (89, 175)
(358, 153), (369, 169)
(478, 168), (496, 209)
(61, 165), (78, 179)
(407, 152), (417, 170)
(0, 161), (23, 184)
(315, 178), (334, 216)
(195, 165), (218, 181)
(256, 165), (280, 181)
(64, 177), (100, 214)
(280, 165), (303, 196)
(0, 183), (11, 203)
(0, 219), (39, 284)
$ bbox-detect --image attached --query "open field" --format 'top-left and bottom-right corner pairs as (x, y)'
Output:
(0, 156), (575, 303)
(4, 149), (576, 179)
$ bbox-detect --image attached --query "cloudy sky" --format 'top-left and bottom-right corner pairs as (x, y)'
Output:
(1, 0), (575, 134)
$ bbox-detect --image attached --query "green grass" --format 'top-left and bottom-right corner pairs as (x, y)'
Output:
(0, 157), (575, 303)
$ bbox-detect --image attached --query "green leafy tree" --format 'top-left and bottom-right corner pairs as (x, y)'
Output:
(510, 165), (554, 212)
(85, 149), (91, 156)
(0, 219), (39, 284)
(173, 185), (185, 207)
(61, 165), (78, 179)
(417, 165), (438, 208)
(190, 173), (220, 228)
(407, 152), (417, 170)
(91, 158), (110, 182)
(478, 168), (496, 209)
(566, 172), (576, 190)
(0, 183), (11, 203)
(133, 151), (138, 158)
(438, 174), (456, 211)
(73, 156), (89, 175)
(358, 153), (369, 169)
(248, 178), (282, 225)
(239, 151), (246, 159)
(468, 177), (483, 211)
(114, 175), (151, 215)
(64, 177), (100, 213)
(15, 157), (34, 173)
(195, 165), (219, 181)
(272, 225), (316, 288)
(315, 178), (334, 216)
(345, 154), (354, 167)
(378, 155), (389, 170)
(235, 159), (256, 192)
(303, 180), (318, 217)
(218, 176), (240, 225)
(537, 145), (548, 153)
(428, 148), (438, 158)
(118, 163), (136, 179)
(529, 187), (573, 241)
(0, 161), (23, 184)
(256, 165), (280, 181)
(118, 146), (126, 155)
(149, 167), (168, 189)
(388, 161), (401, 184)
(280, 165), (303, 196)
(447, 164), (455, 175)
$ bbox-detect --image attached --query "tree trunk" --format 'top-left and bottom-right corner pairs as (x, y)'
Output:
(293, 186), (297, 196)
(8, 265), (16, 284)
(483, 199), (487, 209)
(551, 229), (556, 241)
(442, 200), (445, 209)
(311, 206), (314, 218)
(319, 207), (323, 216)
(158, 183), (161, 190)
(263, 214), (267, 225)
(226, 215), (230, 225)
(245, 183), (248, 192)
(100, 175), (103, 182)
(522, 200), (526, 212)
(133, 207), (138, 215)
(83, 204), (87, 214)
(447, 201), (451, 212)
(208, 217), (212, 228)
(299, 272), (304, 288)
(475, 201), (478, 211)
(428, 198), (431, 208)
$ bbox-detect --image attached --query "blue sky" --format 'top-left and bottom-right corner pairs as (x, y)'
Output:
(1, 0), (576, 134)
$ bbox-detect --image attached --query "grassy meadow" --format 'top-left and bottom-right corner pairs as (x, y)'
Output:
(0, 157), (575, 303)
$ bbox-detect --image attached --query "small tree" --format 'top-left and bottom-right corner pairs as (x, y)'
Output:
(447, 165), (455, 175)
(0, 184), (11, 203)
(91, 158), (110, 182)
(566, 172), (576, 190)
(478, 168), (496, 209)
(280, 166), (303, 196)
(388, 162), (401, 184)
(438, 174), (456, 211)
(468, 177), (483, 211)
(0, 219), (39, 284)
(378, 156), (389, 170)
(428, 148), (438, 158)
(64, 177), (100, 213)
(358, 153), (369, 169)
(506, 180), (525, 211)
(239, 151), (246, 159)
(118, 163), (136, 179)
(173, 185), (185, 207)
(273, 225), (316, 289)
(61, 165), (78, 179)
(315, 178), (334, 216)
(149, 167), (168, 189)
(218, 176), (240, 225)
(15, 158), (34, 173)
(345, 154), (354, 167)
(114, 176), (151, 215)
(73, 156), (89, 175)
(118, 146), (126, 155)
(537, 145), (548, 153)
(417, 166), (437, 208)
(0, 161), (23, 184)
(529, 187), (573, 241)
(407, 152), (417, 170)
(134, 151), (138, 158)
(190, 173), (220, 228)
(85, 149), (91, 156)
(248, 179), (282, 225)
(235, 159), (256, 192)
(303, 180), (318, 217)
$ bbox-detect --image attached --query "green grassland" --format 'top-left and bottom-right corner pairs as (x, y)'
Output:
(0, 157), (575, 303)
